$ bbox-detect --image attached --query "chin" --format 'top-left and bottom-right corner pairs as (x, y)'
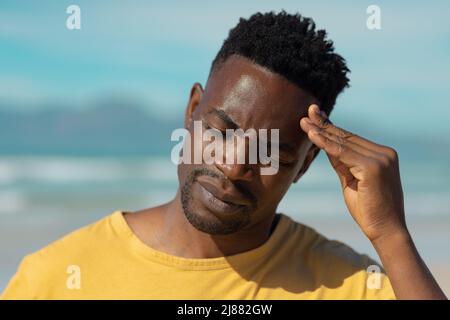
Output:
(182, 205), (251, 235)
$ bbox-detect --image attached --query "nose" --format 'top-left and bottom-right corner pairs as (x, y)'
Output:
(212, 130), (255, 182)
(215, 162), (254, 182)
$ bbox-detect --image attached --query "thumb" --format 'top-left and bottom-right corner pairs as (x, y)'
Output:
(325, 152), (355, 190)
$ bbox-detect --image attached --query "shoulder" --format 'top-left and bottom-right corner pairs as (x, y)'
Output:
(280, 214), (377, 269)
(1, 212), (125, 299)
(279, 214), (396, 299)
(28, 211), (123, 264)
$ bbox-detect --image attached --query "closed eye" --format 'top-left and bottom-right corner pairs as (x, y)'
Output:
(203, 121), (226, 136)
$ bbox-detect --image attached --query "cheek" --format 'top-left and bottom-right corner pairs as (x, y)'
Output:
(178, 125), (205, 165)
(177, 162), (189, 186)
(259, 172), (293, 203)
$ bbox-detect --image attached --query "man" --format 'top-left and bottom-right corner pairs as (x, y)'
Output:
(2, 11), (446, 300)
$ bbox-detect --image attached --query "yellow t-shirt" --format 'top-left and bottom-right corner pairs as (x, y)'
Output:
(1, 211), (395, 300)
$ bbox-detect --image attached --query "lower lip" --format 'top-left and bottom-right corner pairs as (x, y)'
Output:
(197, 183), (246, 215)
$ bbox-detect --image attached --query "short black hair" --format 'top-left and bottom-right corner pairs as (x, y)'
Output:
(211, 11), (350, 114)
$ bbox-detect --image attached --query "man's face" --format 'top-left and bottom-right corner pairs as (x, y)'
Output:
(178, 55), (319, 234)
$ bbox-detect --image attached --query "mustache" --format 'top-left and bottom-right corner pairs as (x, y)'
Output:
(187, 167), (257, 208)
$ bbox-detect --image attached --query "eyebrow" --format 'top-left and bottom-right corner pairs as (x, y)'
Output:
(207, 108), (238, 129)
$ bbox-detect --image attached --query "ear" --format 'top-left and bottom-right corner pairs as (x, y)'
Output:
(184, 82), (204, 129)
(293, 145), (320, 183)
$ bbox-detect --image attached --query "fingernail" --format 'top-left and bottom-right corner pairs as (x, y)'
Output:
(311, 104), (320, 114)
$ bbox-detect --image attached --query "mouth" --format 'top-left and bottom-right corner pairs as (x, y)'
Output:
(196, 175), (252, 215)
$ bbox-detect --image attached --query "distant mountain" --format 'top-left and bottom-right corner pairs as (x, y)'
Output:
(0, 99), (183, 156)
(0, 99), (448, 161)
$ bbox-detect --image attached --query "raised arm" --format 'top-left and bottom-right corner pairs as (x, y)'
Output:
(300, 104), (447, 300)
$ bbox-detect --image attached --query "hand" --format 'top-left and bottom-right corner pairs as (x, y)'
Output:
(300, 104), (407, 242)
(300, 104), (447, 299)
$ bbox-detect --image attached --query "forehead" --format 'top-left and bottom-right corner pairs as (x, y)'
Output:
(202, 55), (316, 134)
(201, 56), (317, 154)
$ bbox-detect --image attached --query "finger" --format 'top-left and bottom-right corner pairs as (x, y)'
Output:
(304, 123), (369, 168)
(307, 104), (389, 154)
(300, 117), (369, 188)
(300, 117), (384, 160)
(325, 152), (357, 190)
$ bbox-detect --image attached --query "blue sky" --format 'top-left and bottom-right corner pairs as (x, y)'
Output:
(1, 0), (450, 138)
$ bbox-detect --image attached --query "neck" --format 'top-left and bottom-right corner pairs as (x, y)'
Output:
(154, 189), (278, 259)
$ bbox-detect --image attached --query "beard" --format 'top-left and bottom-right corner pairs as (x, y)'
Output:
(180, 167), (252, 235)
